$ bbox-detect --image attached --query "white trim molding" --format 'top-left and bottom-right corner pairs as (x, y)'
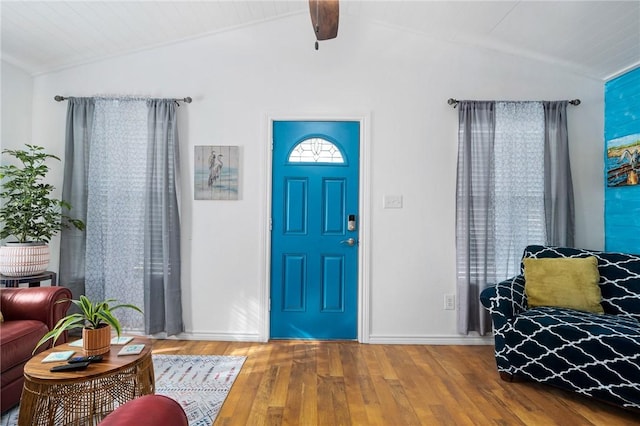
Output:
(368, 334), (494, 346)
(157, 331), (494, 345)
(160, 331), (263, 342)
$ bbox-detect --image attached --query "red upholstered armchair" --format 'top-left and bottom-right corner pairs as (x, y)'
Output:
(0, 286), (72, 413)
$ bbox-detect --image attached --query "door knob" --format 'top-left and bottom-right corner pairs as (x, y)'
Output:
(340, 238), (356, 247)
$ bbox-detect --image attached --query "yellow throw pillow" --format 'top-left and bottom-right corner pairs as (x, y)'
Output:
(0, 310), (3, 323)
(523, 256), (604, 314)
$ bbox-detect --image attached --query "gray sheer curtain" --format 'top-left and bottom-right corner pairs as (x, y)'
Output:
(60, 98), (95, 302)
(145, 100), (183, 335)
(455, 101), (495, 335)
(543, 101), (575, 246)
(60, 97), (183, 336)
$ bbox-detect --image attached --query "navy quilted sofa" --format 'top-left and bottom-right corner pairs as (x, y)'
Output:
(480, 245), (640, 410)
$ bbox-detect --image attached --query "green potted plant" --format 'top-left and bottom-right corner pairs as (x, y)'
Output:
(0, 144), (84, 276)
(35, 295), (143, 356)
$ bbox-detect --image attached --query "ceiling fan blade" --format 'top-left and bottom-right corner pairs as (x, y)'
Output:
(309, 0), (339, 41)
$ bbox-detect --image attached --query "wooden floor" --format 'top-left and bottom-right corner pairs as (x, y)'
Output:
(150, 340), (639, 425)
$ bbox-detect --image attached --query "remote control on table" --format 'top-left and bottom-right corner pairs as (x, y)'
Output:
(50, 361), (91, 372)
(68, 355), (103, 363)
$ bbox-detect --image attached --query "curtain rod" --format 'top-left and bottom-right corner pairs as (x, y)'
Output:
(447, 98), (580, 108)
(54, 95), (192, 103)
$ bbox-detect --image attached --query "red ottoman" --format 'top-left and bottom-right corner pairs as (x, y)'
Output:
(99, 395), (188, 426)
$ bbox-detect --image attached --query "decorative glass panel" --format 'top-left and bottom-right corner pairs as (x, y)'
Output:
(288, 138), (345, 163)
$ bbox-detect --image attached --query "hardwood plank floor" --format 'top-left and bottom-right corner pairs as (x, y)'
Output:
(150, 340), (639, 425)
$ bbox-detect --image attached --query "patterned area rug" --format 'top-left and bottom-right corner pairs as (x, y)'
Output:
(154, 355), (245, 425)
(1, 354), (245, 426)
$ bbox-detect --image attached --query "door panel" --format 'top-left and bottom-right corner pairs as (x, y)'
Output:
(271, 121), (359, 339)
(323, 179), (345, 234)
(283, 255), (306, 311)
(285, 179), (307, 234)
(321, 255), (344, 311)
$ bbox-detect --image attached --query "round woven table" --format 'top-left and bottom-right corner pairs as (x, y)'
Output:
(19, 337), (154, 426)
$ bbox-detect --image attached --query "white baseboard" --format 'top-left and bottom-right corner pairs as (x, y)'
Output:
(367, 334), (494, 345)
(152, 331), (264, 342)
(145, 331), (493, 345)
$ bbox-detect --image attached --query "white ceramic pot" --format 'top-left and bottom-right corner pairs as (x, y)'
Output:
(0, 242), (50, 276)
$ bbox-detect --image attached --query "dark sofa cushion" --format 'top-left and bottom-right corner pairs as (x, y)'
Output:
(509, 306), (640, 405)
(0, 320), (48, 373)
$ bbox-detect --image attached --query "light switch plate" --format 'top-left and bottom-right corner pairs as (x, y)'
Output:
(383, 195), (403, 209)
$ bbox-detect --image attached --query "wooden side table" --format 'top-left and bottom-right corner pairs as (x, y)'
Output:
(0, 271), (57, 287)
(19, 337), (154, 426)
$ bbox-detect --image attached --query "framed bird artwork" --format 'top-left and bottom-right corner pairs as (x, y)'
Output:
(194, 145), (240, 200)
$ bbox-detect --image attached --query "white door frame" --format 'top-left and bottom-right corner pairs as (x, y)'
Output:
(259, 113), (372, 343)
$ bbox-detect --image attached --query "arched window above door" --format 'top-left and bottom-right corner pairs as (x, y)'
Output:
(288, 137), (345, 164)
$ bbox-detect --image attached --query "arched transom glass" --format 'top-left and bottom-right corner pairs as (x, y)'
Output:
(288, 138), (345, 164)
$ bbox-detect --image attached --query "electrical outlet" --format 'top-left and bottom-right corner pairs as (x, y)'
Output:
(444, 294), (455, 310)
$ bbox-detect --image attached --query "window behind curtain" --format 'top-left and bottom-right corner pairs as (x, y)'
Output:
(85, 99), (148, 331)
(456, 100), (572, 334)
(493, 102), (546, 279)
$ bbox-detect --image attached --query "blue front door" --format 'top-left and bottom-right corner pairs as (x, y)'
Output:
(271, 121), (360, 339)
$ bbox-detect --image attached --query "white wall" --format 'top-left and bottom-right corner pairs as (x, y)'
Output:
(1, 60), (33, 152)
(27, 13), (604, 343)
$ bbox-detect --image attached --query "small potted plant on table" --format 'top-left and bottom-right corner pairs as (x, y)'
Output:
(0, 144), (85, 276)
(35, 296), (143, 356)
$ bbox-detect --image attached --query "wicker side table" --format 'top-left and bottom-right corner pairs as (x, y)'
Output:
(19, 337), (154, 426)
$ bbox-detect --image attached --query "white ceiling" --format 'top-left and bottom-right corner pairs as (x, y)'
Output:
(2, 1), (639, 80)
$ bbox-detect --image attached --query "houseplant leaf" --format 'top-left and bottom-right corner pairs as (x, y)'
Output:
(33, 296), (143, 354)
